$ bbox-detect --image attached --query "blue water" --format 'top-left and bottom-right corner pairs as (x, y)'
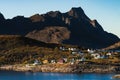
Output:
(0, 70), (118, 80)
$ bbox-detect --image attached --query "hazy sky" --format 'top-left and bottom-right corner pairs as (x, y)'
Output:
(0, 0), (120, 37)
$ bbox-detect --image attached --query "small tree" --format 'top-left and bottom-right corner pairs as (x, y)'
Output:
(54, 47), (59, 54)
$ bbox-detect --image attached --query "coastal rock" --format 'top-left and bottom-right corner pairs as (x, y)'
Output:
(0, 63), (119, 73)
(112, 74), (120, 78)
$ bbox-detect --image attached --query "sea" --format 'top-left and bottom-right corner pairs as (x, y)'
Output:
(0, 70), (118, 80)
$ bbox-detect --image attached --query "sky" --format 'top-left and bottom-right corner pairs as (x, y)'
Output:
(0, 0), (120, 37)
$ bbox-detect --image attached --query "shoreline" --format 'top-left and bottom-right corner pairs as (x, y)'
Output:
(0, 63), (120, 73)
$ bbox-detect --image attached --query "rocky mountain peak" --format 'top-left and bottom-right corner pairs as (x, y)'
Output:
(45, 11), (62, 18)
(30, 14), (45, 22)
(68, 7), (84, 17)
(0, 13), (5, 21)
(67, 7), (90, 21)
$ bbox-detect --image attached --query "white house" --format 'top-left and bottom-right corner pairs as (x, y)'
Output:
(106, 52), (112, 56)
(70, 58), (75, 65)
(51, 60), (56, 64)
(87, 49), (95, 53)
(63, 58), (68, 63)
(80, 57), (86, 61)
(71, 51), (77, 54)
(91, 53), (101, 59)
(68, 48), (77, 51)
(59, 46), (66, 51)
(33, 59), (39, 65)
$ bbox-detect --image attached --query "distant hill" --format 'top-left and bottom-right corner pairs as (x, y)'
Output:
(104, 41), (120, 50)
(0, 7), (119, 48)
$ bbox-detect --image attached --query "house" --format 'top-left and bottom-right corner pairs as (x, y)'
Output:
(100, 55), (107, 59)
(106, 52), (112, 56)
(33, 59), (39, 65)
(26, 64), (31, 68)
(63, 58), (68, 63)
(70, 58), (75, 65)
(51, 60), (56, 64)
(59, 46), (66, 51)
(43, 60), (49, 64)
(80, 57), (86, 61)
(71, 50), (83, 55)
(106, 52), (112, 59)
(87, 49), (95, 53)
(78, 51), (84, 55)
(71, 51), (77, 54)
(68, 48), (77, 51)
(57, 59), (65, 64)
(91, 53), (101, 59)
(76, 59), (81, 62)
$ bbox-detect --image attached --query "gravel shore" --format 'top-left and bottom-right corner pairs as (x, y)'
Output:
(0, 63), (120, 73)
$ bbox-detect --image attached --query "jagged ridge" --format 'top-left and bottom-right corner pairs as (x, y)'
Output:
(0, 7), (119, 48)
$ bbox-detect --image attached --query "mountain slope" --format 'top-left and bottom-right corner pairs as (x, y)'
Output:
(26, 26), (70, 44)
(104, 41), (120, 50)
(0, 35), (78, 65)
(0, 7), (119, 48)
(0, 35), (58, 49)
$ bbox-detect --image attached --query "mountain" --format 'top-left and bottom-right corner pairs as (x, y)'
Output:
(103, 41), (120, 50)
(0, 7), (119, 48)
(0, 13), (5, 21)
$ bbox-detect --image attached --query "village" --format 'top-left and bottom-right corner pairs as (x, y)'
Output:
(28, 46), (120, 67)
(1, 46), (120, 73)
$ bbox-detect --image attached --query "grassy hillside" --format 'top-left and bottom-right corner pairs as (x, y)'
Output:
(0, 35), (78, 65)
(0, 35), (59, 49)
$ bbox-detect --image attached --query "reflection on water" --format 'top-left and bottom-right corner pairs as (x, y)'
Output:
(0, 70), (117, 80)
